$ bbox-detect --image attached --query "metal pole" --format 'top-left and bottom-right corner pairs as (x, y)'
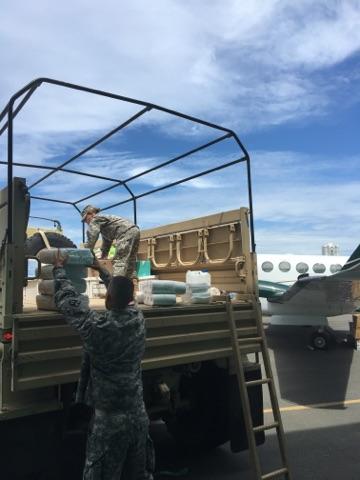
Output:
(0, 84), (39, 137)
(7, 104), (13, 243)
(245, 155), (256, 253)
(1, 79), (254, 249)
(133, 198), (137, 225)
(232, 133), (256, 253)
(35, 77), (234, 135)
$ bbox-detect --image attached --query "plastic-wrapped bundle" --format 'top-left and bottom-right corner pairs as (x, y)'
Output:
(36, 248), (91, 311)
(65, 266), (89, 283)
(36, 294), (57, 311)
(143, 294), (177, 306)
(38, 264), (55, 280)
(38, 264), (88, 281)
(135, 292), (145, 304)
(183, 282), (211, 305)
(186, 292), (212, 304)
(37, 248), (93, 266)
(39, 279), (87, 295)
(140, 280), (186, 295)
(36, 293), (89, 311)
(187, 283), (210, 293)
(186, 270), (211, 286)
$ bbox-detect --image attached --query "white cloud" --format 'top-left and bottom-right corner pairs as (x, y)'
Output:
(279, 1), (360, 68)
(3, 143), (359, 257)
(0, 0), (359, 134)
(19, 147), (360, 257)
(1, 1), (359, 256)
(251, 149), (360, 255)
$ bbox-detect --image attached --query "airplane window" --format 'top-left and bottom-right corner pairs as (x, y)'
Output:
(279, 261), (291, 272)
(330, 264), (342, 273)
(313, 263), (326, 273)
(262, 261), (274, 272)
(296, 262), (309, 274)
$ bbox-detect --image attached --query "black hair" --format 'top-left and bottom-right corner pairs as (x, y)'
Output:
(107, 276), (134, 310)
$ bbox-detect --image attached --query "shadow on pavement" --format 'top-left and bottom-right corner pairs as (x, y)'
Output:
(150, 419), (360, 480)
(17, 413), (360, 480)
(264, 322), (354, 408)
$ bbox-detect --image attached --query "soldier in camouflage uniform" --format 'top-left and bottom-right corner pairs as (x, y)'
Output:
(81, 205), (140, 279)
(53, 254), (154, 479)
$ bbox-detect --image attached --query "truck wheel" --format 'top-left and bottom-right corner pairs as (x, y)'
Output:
(163, 362), (228, 452)
(164, 405), (227, 452)
(25, 232), (77, 256)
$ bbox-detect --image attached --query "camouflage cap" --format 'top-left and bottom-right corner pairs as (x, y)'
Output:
(81, 205), (98, 221)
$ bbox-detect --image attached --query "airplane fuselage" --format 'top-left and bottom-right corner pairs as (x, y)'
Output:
(257, 253), (348, 285)
(256, 252), (360, 326)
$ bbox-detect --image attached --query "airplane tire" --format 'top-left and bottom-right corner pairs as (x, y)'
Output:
(310, 331), (331, 350)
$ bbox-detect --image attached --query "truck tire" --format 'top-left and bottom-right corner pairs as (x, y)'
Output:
(25, 231), (77, 257)
(163, 362), (229, 452)
(164, 405), (228, 452)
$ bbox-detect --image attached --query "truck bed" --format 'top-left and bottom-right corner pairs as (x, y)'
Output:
(13, 296), (259, 391)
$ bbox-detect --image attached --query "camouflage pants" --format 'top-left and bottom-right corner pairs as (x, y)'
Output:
(113, 227), (140, 279)
(83, 409), (154, 480)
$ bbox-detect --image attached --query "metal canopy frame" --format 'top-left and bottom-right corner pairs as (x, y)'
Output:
(0, 78), (256, 250)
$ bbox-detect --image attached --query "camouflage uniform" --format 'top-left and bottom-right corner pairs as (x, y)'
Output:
(84, 214), (140, 279)
(54, 266), (154, 480)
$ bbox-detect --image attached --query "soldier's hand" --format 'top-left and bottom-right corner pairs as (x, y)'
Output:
(54, 248), (68, 267)
(90, 253), (101, 271)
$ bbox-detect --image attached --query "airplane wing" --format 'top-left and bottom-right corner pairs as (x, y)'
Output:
(267, 274), (360, 316)
(264, 244), (360, 316)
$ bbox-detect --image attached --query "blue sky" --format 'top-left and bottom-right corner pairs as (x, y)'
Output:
(0, 0), (359, 255)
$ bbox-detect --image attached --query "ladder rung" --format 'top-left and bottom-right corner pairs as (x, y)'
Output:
(253, 421), (279, 433)
(227, 300), (291, 479)
(245, 378), (271, 387)
(238, 336), (263, 345)
(261, 467), (289, 479)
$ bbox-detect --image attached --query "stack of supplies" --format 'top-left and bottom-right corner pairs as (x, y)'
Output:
(36, 248), (91, 311)
(139, 279), (186, 306)
(183, 283), (211, 304)
(183, 270), (212, 304)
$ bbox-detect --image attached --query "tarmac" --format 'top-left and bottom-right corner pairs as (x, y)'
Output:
(150, 315), (360, 480)
(59, 314), (360, 480)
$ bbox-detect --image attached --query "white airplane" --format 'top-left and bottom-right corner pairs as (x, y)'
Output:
(256, 245), (360, 348)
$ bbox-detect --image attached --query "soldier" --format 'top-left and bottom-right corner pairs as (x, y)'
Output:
(81, 205), (140, 279)
(53, 252), (154, 479)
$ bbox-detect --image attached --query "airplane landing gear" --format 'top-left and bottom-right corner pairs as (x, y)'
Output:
(310, 328), (332, 350)
(309, 326), (355, 350)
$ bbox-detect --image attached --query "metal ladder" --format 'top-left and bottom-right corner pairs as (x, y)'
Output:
(226, 296), (292, 480)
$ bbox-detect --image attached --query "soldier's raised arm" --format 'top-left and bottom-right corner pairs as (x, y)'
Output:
(85, 217), (101, 250)
(53, 266), (97, 342)
(90, 256), (112, 288)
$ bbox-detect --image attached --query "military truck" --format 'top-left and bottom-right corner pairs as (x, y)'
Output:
(0, 79), (264, 479)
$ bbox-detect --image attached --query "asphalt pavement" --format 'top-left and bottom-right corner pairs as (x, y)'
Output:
(150, 315), (360, 480)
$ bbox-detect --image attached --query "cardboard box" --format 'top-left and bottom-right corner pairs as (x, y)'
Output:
(88, 259), (113, 277)
(352, 314), (360, 339)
